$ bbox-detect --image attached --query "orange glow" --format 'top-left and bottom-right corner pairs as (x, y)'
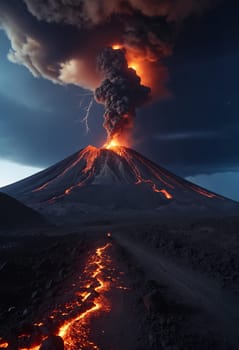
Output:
(0, 342), (8, 348)
(191, 186), (217, 199)
(81, 146), (100, 174)
(103, 135), (130, 156)
(128, 61), (145, 81)
(33, 141), (217, 203)
(112, 44), (122, 50)
(42, 143), (174, 201)
(152, 185), (173, 199)
(104, 138), (120, 149)
(111, 43), (169, 96)
(33, 322), (44, 327)
(109, 146), (173, 200)
(111, 43), (149, 87)
(62, 145), (100, 196)
(10, 242), (127, 350)
(34, 145), (100, 195)
(57, 243), (112, 348)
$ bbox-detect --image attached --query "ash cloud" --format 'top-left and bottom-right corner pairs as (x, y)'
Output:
(0, 0), (219, 138)
(23, 0), (217, 25)
(0, 0), (217, 87)
(95, 47), (151, 139)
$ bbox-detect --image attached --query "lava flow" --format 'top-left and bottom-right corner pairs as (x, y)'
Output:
(3, 242), (125, 350)
(103, 138), (172, 198)
(27, 141), (221, 205)
(57, 243), (112, 349)
(33, 146), (100, 194)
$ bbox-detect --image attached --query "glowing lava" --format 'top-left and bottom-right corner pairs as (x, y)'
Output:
(112, 44), (122, 50)
(116, 146), (173, 199)
(33, 145), (102, 203)
(102, 139), (172, 199)
(5, 242), (125, 350)
(0, 340), (8, 349)
(152, 185), (173, 199)
(104, 139), (120, 149)
(57, 243), (112, 349)
(30, 143), (219, 204)
(102, 138), (127, 157)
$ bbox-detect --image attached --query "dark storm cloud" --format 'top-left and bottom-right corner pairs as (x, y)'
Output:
(0, 0), (218, 89)
(0, 87), (105, 167)
(0, 0), (238, 182)
(138, 121), (239, 177)
(0, 0), (123, 89)
(23, 0), (217, 24)
(154, 130), (218, 141)
(135, 43), (239, 177)
(0, 0), (219, 143)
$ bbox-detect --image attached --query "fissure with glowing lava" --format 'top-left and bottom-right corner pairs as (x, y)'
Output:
(0, 242), (126, 350)
(31, 143), (217, 204)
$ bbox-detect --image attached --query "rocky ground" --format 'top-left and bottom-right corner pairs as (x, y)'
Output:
(0, 231), (148, 350)
(0, 214), (239, 349)
(0, 233), (91, 347)
(118, 215), (239, 294)
(115, 236), (234, 350)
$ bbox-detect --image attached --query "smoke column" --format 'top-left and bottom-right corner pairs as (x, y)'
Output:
(95, 47), (151, 140)
(0, 0), (219, 140)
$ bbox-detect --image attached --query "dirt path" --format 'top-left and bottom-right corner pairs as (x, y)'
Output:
(114, 233), (239, 349)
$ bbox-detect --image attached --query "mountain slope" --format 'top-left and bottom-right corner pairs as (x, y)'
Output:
(1, 145), (237, 218)
(0, 192), (46, 228)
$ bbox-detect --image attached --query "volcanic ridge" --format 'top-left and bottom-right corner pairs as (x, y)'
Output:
(1, 145), (237, 222)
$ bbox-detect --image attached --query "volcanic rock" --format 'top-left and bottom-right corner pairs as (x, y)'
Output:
(1, 145), (238, 223)
(143, 289), (167, 313)
(39, 335), (64, 350)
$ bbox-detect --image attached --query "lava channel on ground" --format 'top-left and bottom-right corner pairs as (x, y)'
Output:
(0, 241), (127, 350)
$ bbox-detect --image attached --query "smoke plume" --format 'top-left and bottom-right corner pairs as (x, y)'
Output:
(95, 47), (151, 140)
(0, 0), (219, 139)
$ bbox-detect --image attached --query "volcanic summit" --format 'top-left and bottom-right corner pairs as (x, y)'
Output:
(1, 145), (236, 222)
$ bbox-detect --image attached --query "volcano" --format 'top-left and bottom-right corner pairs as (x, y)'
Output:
(1, 146), (238, 221)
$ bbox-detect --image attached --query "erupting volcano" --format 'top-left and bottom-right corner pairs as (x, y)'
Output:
(1, 2), (239, 350)
(0, 34), (237, 221)
(2, 143), (236, 222)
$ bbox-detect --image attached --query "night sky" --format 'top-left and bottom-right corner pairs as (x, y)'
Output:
(0, 0), (238, 200)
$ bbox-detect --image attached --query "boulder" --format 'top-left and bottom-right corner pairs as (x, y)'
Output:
(39, 335), (64, 350)
(143, 289), (168, 313)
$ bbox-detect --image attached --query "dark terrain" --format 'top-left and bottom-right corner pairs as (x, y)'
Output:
(0, 192), (46, 228)
(0, 214), (239, 349)
(1, 147), (239, 349)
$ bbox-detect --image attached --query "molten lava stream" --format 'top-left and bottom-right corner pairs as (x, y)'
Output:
(13, 242), (123, 350)
(58, 243), (112, 350)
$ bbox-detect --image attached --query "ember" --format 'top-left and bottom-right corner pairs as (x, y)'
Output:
(0, 341), (8, 349)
